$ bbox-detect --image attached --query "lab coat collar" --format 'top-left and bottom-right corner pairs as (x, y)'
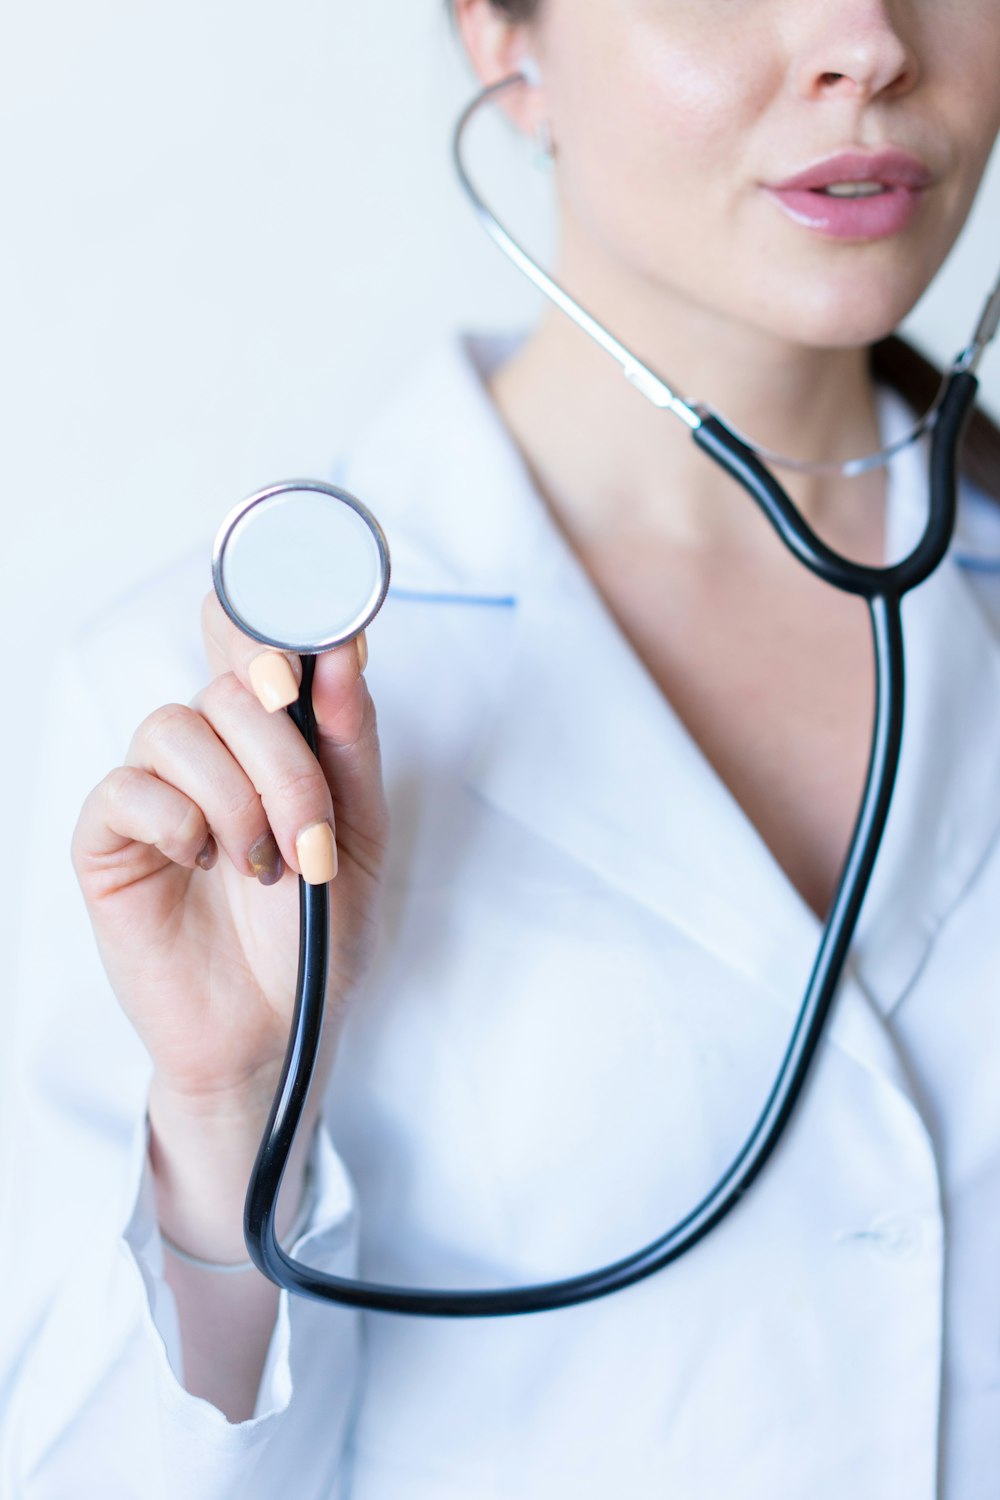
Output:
(341, 328), (1000, 1048)
(334, 327), (537, 604)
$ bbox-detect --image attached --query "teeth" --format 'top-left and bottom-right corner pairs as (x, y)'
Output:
(821, 181), (887, 198)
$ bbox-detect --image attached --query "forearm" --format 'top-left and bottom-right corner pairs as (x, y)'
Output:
(148, 1079), (318, 1423)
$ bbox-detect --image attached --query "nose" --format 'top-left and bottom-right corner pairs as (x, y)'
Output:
(794, 1), (919, 104)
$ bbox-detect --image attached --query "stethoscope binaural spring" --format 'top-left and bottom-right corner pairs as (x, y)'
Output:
(214, 70), (1000, 1317)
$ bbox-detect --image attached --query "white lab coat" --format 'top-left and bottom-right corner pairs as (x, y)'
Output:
(3, 328), (1000, 1499)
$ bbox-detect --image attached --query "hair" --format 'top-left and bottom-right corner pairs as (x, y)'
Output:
(469, 0), (538, 15)
(873, 336), (999, 500)
(448, 0), (1000, 499)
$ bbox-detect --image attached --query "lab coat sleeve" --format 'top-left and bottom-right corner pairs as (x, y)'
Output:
(0, 605), (365, 1499)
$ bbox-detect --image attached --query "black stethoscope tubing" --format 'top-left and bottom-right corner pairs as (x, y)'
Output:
(242, 366), (979, 1316)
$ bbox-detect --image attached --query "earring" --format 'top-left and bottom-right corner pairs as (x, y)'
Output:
(534, 117), (555, 171)
(519, 56), (554, 171)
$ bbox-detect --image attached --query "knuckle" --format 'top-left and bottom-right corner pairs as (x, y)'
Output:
(327, 682), (373, 751)
(200, 669), (247, 716)
(220, 784), (262, 826)
(139, 702), (198, 754)
(101, 764), (145, 813)
(346, 684), (381, 752)
(72, 777), (117, 862)
(268, 760), (329, 809)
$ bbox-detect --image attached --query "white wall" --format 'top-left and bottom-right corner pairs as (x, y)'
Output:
(2, 0), (998, 944)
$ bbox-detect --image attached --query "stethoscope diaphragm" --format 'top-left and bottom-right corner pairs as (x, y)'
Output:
(212, 479), (390, 656)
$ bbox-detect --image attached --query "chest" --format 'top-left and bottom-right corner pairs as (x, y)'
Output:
(582, 543), (878, 920)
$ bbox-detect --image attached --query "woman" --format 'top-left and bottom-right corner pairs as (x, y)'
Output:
(4, 0), (1000, 1494)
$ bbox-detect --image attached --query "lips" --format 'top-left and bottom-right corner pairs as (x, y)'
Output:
(771, 149), (933, 194)
(764, 149), (934, 241)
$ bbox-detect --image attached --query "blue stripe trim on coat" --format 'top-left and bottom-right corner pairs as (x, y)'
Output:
(387, 586), (518, 607)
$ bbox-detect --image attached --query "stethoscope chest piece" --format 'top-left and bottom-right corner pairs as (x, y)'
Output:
(212, 479), (391, 655)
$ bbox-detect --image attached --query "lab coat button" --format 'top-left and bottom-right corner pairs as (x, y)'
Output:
(868, 1214), (924, 1261)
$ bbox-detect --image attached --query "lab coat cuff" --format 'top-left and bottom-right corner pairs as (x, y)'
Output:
(120, 1106), (361, 1429)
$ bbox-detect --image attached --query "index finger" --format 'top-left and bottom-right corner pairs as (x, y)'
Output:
(199, 589), (382, 869)
(201, 589), (302, 708)
(201, 590), (366, 716)
(202, 585), (371, 726)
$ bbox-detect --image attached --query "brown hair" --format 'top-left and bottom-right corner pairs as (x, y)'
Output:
(873, 336), (999, 500)
(448, 0), (1000, 499)
(458, 0), (538, 15)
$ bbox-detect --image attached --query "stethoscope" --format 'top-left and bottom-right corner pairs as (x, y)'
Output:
(212, 69), (1000, 1316)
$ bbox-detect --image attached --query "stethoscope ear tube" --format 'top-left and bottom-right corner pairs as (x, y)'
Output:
(241, 372), (979, 1316)
(693, 368), (980, 599)
(241, 600), (906, 1312)
(917, 370), (980, 588)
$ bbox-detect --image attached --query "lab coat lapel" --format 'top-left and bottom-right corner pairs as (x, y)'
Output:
(350, 332), (1000, 1097)
(458, 363), (1000, 1090)
(848, 399), (1000, 1015)
(342, 332), (820, 998)
(465, 485), (821, 997)
(463, 469), (926, 1097)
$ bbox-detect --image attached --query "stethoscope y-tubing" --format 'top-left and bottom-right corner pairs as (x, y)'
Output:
(243, 369), (979, 1316)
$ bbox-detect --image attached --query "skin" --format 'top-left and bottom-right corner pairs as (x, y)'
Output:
(72, 608), (387, 1418)
(455, 0), (1000, 916)
(457, 0), (1000, 522)
(69, 0), (999, 1420)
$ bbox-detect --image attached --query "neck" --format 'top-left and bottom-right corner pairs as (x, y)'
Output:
(487, 242), (888, 565)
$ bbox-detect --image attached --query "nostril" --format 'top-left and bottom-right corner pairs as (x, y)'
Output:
(820, 71), (847, 86)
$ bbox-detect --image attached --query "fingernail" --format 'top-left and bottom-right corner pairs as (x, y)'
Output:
(196, 835), (218, 871)
(248, 829), (284, 886)
(249, 652), (299, 713)
(296, 821), (338, 884)
(355, 631), (368, 674)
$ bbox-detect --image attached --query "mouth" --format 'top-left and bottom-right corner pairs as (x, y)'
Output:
(813, 182), (892, 198)
(763, 149), (934, 240)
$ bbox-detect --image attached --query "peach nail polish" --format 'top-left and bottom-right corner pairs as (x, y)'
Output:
(295, 822), (338, 884)
(355, 631), (368, 674)
(249, 652), (299, 713)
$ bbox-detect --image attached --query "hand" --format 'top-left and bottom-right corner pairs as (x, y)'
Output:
(73, 592), (389, 1122)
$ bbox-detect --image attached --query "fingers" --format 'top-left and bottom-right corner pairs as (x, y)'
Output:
(201, 591), (366, 722)
(120, 691), (335, 886)
(188, 674), (339, 883)
(76, 596), (386, 901)
(201, 590), (387, 870)
(74, 763), (215, 880)
(308, 666), (387, 875)
(202, 590), (303, 709)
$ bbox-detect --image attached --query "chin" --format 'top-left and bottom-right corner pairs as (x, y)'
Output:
(755, 268), (937, 353)
(770, 222), (970, 352)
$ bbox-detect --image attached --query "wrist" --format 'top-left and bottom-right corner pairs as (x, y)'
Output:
(148, 1075), (319, 1265)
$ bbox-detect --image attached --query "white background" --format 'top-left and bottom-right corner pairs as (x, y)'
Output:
(1, 0), (998, 951)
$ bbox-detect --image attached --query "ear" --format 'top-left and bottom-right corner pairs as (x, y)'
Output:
(451, 0), (545, 136)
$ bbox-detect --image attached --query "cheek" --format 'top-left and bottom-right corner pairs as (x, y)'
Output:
(552, 17), (775, 265)
(627, 32), (770, 156)
(960, 86), (1000, 179)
